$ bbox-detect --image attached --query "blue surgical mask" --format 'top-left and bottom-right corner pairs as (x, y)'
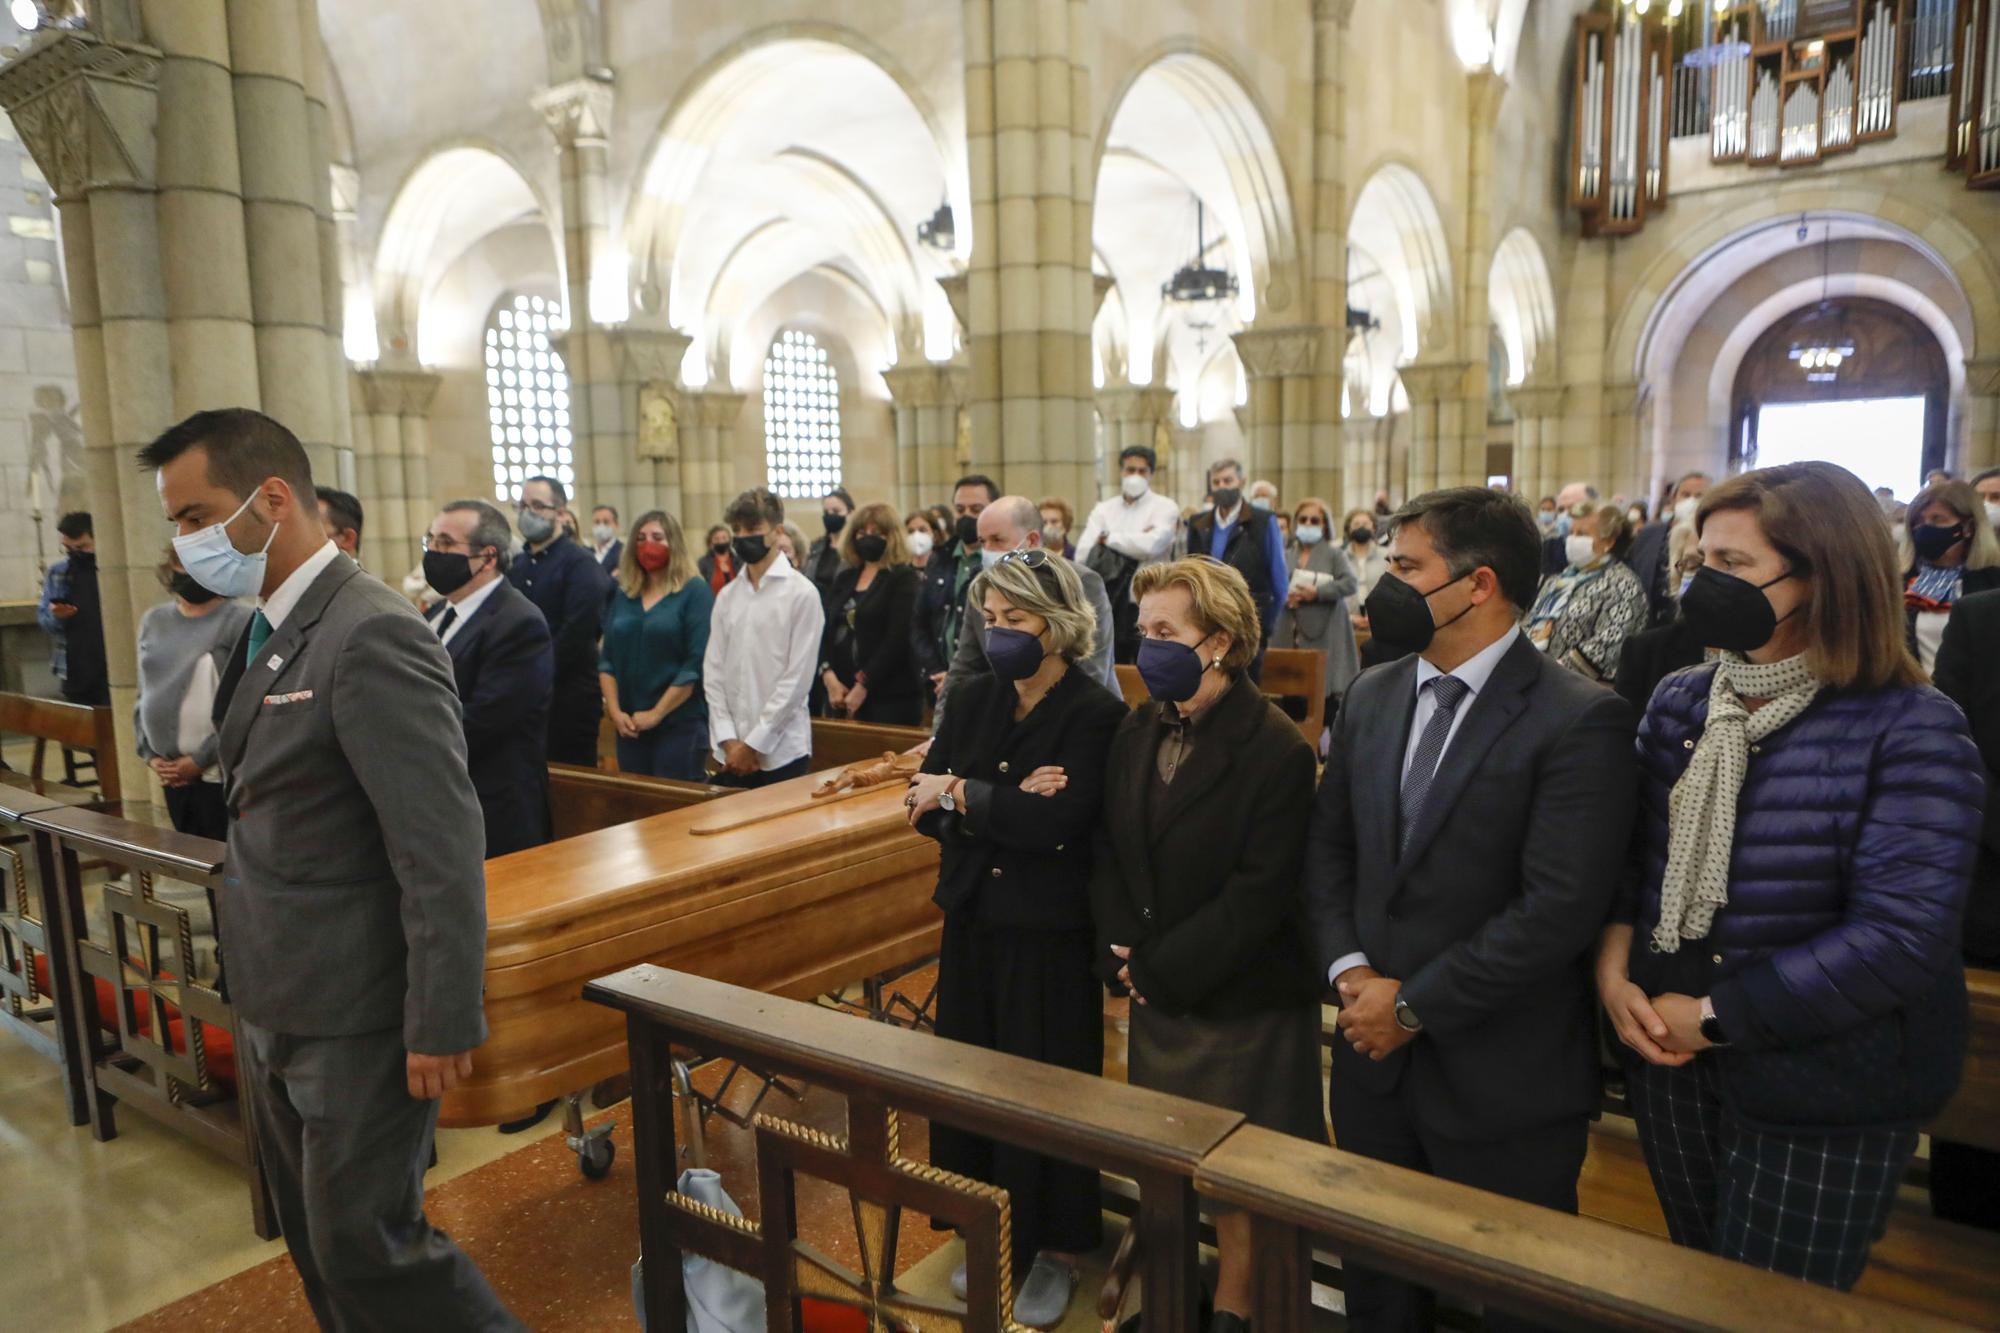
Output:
(1677, 573), (1695, 600)
(1136, 635), (1211, 703)
(173, 489), (277, 600)
(1296, 524), (1325, 547)
(983, 625), (1046, 681)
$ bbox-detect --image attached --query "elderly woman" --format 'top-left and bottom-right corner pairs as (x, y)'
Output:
(1901, 478), (2000, 671)
(904, 509), (941, 569)
(818, 502), (923, 724)
(598, 510), (713, 779)
(1525, 502), (1648, 682)
(906, 548), (1128, 1328)
(1273, 497), (1361, 719)
(1091, 558), (1323, 1333)
(134, 546), (253, 838)
(1597, 462), (1980, 1290)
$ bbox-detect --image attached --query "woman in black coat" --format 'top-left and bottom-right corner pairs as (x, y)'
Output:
(906, 548), (1127, 1327)
(817, 502), (923, 724)
(1090, 557), (1323, 1333)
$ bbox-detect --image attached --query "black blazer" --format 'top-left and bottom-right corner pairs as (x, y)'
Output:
(1625, 520), (1675, 628)
(1090, 674), (1321, 1020)
(917, 665), (1127, 931)
(1305, 632), (1638, 1140)
(822, 562), (922, 702)
(1614, 618), (1704, 717)
(597, 539), (622, 573)
(1933, 588), (2000, 964)
(427, 581), (556, 859)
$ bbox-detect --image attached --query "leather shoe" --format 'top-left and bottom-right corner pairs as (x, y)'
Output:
(498, 1098), (557, 1134)
(1208, 1312), (1251, 1333)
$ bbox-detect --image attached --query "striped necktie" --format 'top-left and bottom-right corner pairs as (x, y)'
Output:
(1400, 674), (1471, 851)
(245, 609), (273, 667)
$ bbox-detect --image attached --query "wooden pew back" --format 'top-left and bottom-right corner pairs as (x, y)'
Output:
(808, 717), (930, 772)
(0, 691), (121, 802)
(1933, 966), (2000, 1152)
(546, 763), (729, 841)
(1116, 648), (1326, 742)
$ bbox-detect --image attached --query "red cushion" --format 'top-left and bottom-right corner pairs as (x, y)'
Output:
(32, 954), (153, 1036)
(165, 1017), (236, 1089)
(800, 1300), (869, 1333)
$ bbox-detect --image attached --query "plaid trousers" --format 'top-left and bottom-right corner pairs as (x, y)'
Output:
(1625, 1057), (1917, 1290)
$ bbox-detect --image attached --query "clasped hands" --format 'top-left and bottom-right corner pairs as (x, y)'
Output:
(1600, 975), (1710, 1066)
(904, 764), (1066, 827)
(148, 755), (203, 788)
(1333, 966), (1416, 1061)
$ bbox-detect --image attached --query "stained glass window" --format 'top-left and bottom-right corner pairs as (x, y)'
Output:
(483, 294), (572, 503)
(761, 329), (842, 499)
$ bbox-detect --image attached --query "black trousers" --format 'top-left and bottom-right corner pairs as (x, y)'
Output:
(164, 780), (229, 841)
(1329, 1049), (1587, 1333)
(931, 913), (1104, 1272)
(1930, 1139), (2000, 1230)
(545, 684), (602, 767)
(237, 1022), (524, 1332)
(713, 755), (811, 790)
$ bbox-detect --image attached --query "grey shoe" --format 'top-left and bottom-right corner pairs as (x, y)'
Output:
(1012, 1254), (1078, 1330)
(949, 1260), (968, 1302)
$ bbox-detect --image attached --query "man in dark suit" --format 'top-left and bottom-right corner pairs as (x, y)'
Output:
(423, 499), (556, 858)
(316, 485), (364, 563)
(1306, 486), (1638, 1332)
(1625, 471), (1709, 626)
(589, 502), (622, 573)
(144, 409), (521, 1331)
(507, 474), (610, 766)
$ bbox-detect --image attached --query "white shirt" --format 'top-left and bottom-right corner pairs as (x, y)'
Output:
(1077, 489), (1180, 569)
(260, 540), (341, 631)
(1329, 625), (1521, 985)
(437, 575), (503, 648)
(702, 552), (825, 770)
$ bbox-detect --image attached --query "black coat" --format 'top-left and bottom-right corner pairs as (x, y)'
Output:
(427, 581), (555, 859)
(821, 562), (922, 705)
(917, 665), (1127, 931)
(1625, 520), (1676, 628)
(1305, 633), (1639, 1140)
(913, 541), (974, 678)
(1614, 618), (1704, 717)
(1933, 587), (2000, 965)
(507, 535), (610, 706)
(1090, 674), (1321, 1019)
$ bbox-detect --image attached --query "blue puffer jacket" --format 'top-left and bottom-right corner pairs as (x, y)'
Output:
(1622, 664), (1981, 1065)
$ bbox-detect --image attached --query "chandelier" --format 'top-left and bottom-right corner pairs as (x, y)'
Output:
(1787, 222), (1856, 383)
(915, 201), (954, 252)
(1161, 200), (1237, 305)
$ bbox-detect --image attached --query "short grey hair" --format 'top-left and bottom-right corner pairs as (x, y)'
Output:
(968, 553), (1097, 663)
(1208, 457), (1244, 484)
(443, 499), (514, 572)
(984, 495), (1041, 543)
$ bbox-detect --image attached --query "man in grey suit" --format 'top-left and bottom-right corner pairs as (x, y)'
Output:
(144, 409), (521, 1332)
(1304, 487), (1637, 1333)
(934, 494), (1118, 731)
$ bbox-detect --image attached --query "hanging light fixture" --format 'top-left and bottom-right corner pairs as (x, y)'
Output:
(915, 200), (955, 253)
(1161, 199), (1238, 305)
(1787, 223), (1856, 384)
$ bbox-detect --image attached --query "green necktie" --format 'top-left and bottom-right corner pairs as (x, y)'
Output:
(245, 609), (273, 667)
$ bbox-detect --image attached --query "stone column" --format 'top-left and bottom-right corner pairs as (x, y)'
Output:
(0, 31), (168, 800)
(300, 3), (353, 482)
(1094, 385), (1175, 499)
(226, 0), (335, 477)
(1311, 0), (1356, 521)
(962, 0), (1094, 503)
(1601, 380), (1647, 502)
(884, 362), (970, 512)
(355, 368), (440, 579)
(1963, 357), (2000, 475)
(1398, 360), (1468, 499)
(602, 325), (692, 519)
(680, 391), (747, 533)
(1456, 68), (1508, 490)
(1233, 326), (1324, 504)
(1506, 381), (1568, 509)
(533, 76), (619, 510)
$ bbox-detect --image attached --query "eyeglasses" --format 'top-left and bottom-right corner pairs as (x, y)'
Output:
(423, 534), (494, 557)
(515, 499), (559, 516)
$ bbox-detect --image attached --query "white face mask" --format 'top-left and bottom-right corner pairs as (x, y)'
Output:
(174, 488), (278, 600)
(1673, 496), (1700, 524)
(907, 529), (934, 559)
(1986, 501), (2000, 530)
(592, 523), (616, 545)
(1250, 496), (1273, 513)
(1121, 473), (1150, 501)
(1564, 534), (1600, 568)
(1295, 524), (1325, 547)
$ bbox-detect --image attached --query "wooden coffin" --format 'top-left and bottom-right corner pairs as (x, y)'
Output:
(442, 767), (941, 1127)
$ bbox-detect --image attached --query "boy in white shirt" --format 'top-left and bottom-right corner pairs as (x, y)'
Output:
(703, 488), (826, 787)
(1075, 444), (1179, 660)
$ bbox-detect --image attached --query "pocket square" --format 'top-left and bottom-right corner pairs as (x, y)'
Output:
(262, 690), (315, 706)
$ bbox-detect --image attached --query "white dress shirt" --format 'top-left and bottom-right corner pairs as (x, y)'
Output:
(1077, 489), (1180, 568)
(1329, 624), (1522, 985)
(437, 575), (503, 648)
(702, 551), (825, 770)
(260, 540), (341, 631)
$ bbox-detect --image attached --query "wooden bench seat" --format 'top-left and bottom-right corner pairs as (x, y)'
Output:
(1117, 646), (1327, 741)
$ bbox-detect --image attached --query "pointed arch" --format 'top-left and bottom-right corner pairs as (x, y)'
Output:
(1488, 228), (1558, 386)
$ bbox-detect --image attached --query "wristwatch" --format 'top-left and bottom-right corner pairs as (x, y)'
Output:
(1393, 995), (1423, 1033)
(1698, 996), (1729, 1047)
(938, 779), (960, 814)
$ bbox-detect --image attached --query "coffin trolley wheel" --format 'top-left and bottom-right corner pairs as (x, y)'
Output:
(562, 1089), (617, 1180)
(578, 1133), (615, 1180)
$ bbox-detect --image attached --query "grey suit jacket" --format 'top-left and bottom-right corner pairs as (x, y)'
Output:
(1304, 633), (1638, 1138)
(213, 556), (489, 1054)
(935, 560), (1118, 733)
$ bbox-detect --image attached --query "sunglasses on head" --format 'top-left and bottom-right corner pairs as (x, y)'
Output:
(996, 548), (1054, 570)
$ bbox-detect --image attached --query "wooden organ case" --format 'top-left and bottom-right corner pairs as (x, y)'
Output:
(1570, 7), (1674, 235)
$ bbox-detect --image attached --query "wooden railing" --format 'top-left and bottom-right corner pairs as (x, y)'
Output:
(547, 762), (730, 840)
(808, 718), (931, 772)
(590, 966), (1974, 1333)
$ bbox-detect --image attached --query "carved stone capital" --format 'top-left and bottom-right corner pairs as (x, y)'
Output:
(1093, 274), (1117, 320)
(882, 363), (968, 410)
(1397, 360), (1471, 405)
(1095, 386), (1175, 425)
(1312, 0), (1358, 23)
(936, 274), (969, 337)
(685, 391), (747, 430)
(1966, 357), (2000, 397)
(1467, 67), (1510, 124)
(357, 368), (443, 418)
(1603, 380), (1647, 417)
(1232, 326), (1321, 380)
(607, 326), (691, 385)
(0, 30), (161, 200)
(1506, 382), (1569, 419)
(532, 75), (614, 148)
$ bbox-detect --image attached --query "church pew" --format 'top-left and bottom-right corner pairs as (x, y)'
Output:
(546, 762), (729, 840)
(1931, 966), (2000, 1152)
(0, 690), (121, 802)
(443, 765), (941, 1127)
(808, 717), (930, 771)
(1116, 647), (1327, 741)
(0, 770), (98, 1123)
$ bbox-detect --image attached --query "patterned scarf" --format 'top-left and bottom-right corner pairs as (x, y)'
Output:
(1526, 559), (1609, 635)
(1651, 651), (1824, 953)
(1906, 563), (1964, 611)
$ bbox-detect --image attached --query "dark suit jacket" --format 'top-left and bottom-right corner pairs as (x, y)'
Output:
(1626, 520), (1675, 627)
(506, 535), (610, 705)
(1090, 674), (1321, 1019)
(426, 581), (555, 858)
(1932, 588), (2000, 964)
(1305, 632), (1638, 1140)
(213, 555), (488, 1054)
(597, 539), (622, 574)
(1613, 619), (1704, 717)
(821, 562), (922, 704)
(917, 665), (1127, 929)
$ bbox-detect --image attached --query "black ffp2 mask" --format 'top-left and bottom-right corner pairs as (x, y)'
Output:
(1678, 566), (1795, 653)
(731, 534), (769, 568)
(1363, 570), (1472, 654)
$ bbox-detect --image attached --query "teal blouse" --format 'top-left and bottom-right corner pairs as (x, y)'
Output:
(597, 577), (714, 718)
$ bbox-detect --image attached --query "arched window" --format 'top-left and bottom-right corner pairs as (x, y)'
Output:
(483, 294), (572, 503)
(761, 329), (841, 499)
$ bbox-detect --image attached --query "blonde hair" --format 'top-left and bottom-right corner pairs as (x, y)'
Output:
(1131, 557), (1262, 675)
(776, 521), (809, 566)
(1907, 479), (2000, 572)
(616, 509), (697, 599)
(840, 502), (911, 567)
(967, 553), (1097, 662)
